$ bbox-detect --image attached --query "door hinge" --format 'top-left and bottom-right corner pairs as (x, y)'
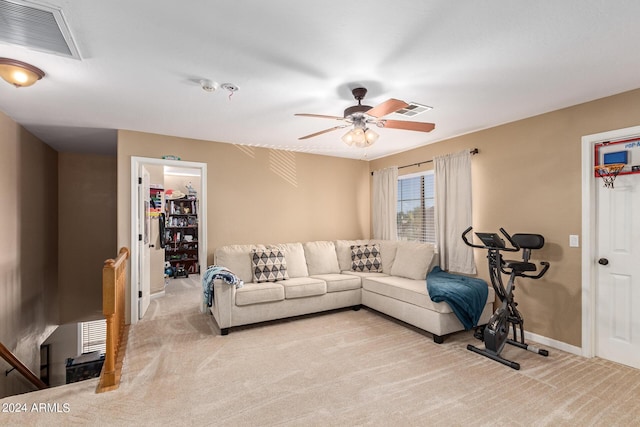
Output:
(139, 234), (142, 241)
(138, 291), (142, 298)
(138, 177), (142, 184)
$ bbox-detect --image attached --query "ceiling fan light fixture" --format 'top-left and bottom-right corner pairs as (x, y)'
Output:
(342, 127), (378, 147)
(364, 128), (379, 145)
(0, 58), (45, 88)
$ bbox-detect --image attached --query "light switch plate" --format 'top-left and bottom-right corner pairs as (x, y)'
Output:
(569, 235), (579, 247)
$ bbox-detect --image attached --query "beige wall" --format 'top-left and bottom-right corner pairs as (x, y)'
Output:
(370, 88), (640, 347)
(58, 153), (117, 324)
(0, 111), (58, 398)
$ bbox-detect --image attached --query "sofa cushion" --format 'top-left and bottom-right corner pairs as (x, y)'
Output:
(215, 244), (266, 283)
(376, 240), (399, 274)
(251, 248), (289, 283)
(335, 239), (371, 271)
(363, 276), (452, 313)
(390, 241), (435, 280)
(272, 242), (309, 278)
(281, 277), (327, 299)
(341, 271), (389, 279)
(235, 281), (285, 306)
(303, 241), (340, 275)
(310, 273), (361, 292)
(351, 244), (382, 272)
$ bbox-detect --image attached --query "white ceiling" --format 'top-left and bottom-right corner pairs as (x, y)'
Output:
(1, 1), (640, 160)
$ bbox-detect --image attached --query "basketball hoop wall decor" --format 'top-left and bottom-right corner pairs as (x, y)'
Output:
(594, 163), (624, 188)
(594, 137), (640, 189)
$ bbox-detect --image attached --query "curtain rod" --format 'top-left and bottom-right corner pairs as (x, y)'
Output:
(371, 148), (479, 176)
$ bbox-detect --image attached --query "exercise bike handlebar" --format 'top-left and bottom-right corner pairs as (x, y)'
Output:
(461, 226), (520, 252)
(520, 261), (550, 279)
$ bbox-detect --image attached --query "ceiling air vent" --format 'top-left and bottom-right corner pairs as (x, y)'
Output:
(394, 102), (433, 118)
(0, 0), (81, 59)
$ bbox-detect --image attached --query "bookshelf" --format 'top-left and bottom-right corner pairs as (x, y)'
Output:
(164, 197), (199, 275)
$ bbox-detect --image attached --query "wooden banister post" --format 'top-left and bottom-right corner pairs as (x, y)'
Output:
(97, 247), (130, 393)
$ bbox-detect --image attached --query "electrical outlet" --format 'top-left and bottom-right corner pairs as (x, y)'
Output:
(569, 235), (579, 248)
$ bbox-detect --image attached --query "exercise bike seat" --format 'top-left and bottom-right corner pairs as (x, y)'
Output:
(504, 233), (545, 273)
(504, 260), (537, 272)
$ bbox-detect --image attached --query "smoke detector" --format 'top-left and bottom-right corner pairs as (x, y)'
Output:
(200, 79), (219, 92)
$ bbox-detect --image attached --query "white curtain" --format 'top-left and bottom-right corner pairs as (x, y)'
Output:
(372, 166), (398, 240)
(434, 150), (476, 274)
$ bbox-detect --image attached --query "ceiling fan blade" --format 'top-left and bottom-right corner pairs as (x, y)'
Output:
(365, 99), (409, 118)
(381, 120), (435, 133)
(295, 113), (345, 120)
(298, 125), (348, 140)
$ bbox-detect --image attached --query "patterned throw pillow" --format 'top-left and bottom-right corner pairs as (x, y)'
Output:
(251, 248), (289, 283)
(351, 244), (382, 272)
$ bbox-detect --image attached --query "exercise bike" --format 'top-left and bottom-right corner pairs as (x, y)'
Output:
(462, 227), (550, 370)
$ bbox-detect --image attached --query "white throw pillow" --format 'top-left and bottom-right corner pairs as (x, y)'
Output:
(251, 248), (289, 283)
(390, 241), (435, 280)
(303, 241), (340, 275)
(351, 244), (382, 272)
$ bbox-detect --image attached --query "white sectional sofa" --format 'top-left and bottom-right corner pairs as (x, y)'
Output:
(209, 240), (494, 343)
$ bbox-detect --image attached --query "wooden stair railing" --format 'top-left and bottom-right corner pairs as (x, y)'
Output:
(0, 341), (48, 391)
(96, 247), (130, 393)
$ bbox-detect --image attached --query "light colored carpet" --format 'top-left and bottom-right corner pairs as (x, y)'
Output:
(2, 275), (640, 426)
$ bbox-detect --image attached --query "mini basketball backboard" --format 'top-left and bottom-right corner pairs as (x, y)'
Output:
(594, 137), (640, 188)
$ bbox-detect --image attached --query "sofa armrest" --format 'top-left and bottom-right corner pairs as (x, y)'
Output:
(211, 278), (235, 329)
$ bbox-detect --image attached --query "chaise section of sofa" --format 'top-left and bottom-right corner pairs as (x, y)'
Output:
(209, 239), (494, 342)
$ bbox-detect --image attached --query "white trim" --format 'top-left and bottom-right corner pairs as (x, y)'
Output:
(150, 291), (165, 300)
(524, 331), (582, 357)
(130, 156), (207, 325)
(76, 322), (83, 356)
(580, 125), (640, 358)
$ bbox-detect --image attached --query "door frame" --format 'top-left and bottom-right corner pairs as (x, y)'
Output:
(130, 156), (208, 325)
(581, 124), (640, 358)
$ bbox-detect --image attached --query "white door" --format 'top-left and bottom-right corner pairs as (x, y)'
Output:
(596, 172), (640, 368)
(138, 166), (151, 319)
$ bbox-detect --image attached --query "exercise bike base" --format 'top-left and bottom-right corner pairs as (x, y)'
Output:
(505, 338), (549, 357)
(467, 344), (521, 370)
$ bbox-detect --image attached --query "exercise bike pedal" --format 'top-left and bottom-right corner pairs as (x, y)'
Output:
(473, 326), (485, 341)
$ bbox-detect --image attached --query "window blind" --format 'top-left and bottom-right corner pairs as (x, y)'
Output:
(397, 172), (436, 244)
(81, 319), (106, 354)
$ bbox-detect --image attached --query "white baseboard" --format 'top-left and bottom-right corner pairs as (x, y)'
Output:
(151, 291), (165, 300)
(523, 330), (583, 356)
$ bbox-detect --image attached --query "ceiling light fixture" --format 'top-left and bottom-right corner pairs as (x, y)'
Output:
(0, 58), (45, 88)
(341, 116), (379, 148)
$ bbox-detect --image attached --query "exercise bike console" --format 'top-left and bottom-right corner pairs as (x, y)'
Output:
(462, 226), (550, 370)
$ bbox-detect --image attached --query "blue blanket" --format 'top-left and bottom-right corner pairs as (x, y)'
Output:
(427, 266), (488, 330)
(202, 265), (244, 309)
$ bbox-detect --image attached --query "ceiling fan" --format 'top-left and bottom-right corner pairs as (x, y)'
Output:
(295, 87), (435, 147)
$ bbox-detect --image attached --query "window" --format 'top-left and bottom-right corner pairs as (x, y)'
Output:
(80, 319), (106, 354)
(397, 171), (436, 243)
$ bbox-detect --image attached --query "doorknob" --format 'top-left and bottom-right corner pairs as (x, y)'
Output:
(598, 258), (609, 265)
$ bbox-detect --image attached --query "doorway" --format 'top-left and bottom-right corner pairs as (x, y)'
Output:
(130, 157), (207, 324)
(581, 125), (640, 368)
